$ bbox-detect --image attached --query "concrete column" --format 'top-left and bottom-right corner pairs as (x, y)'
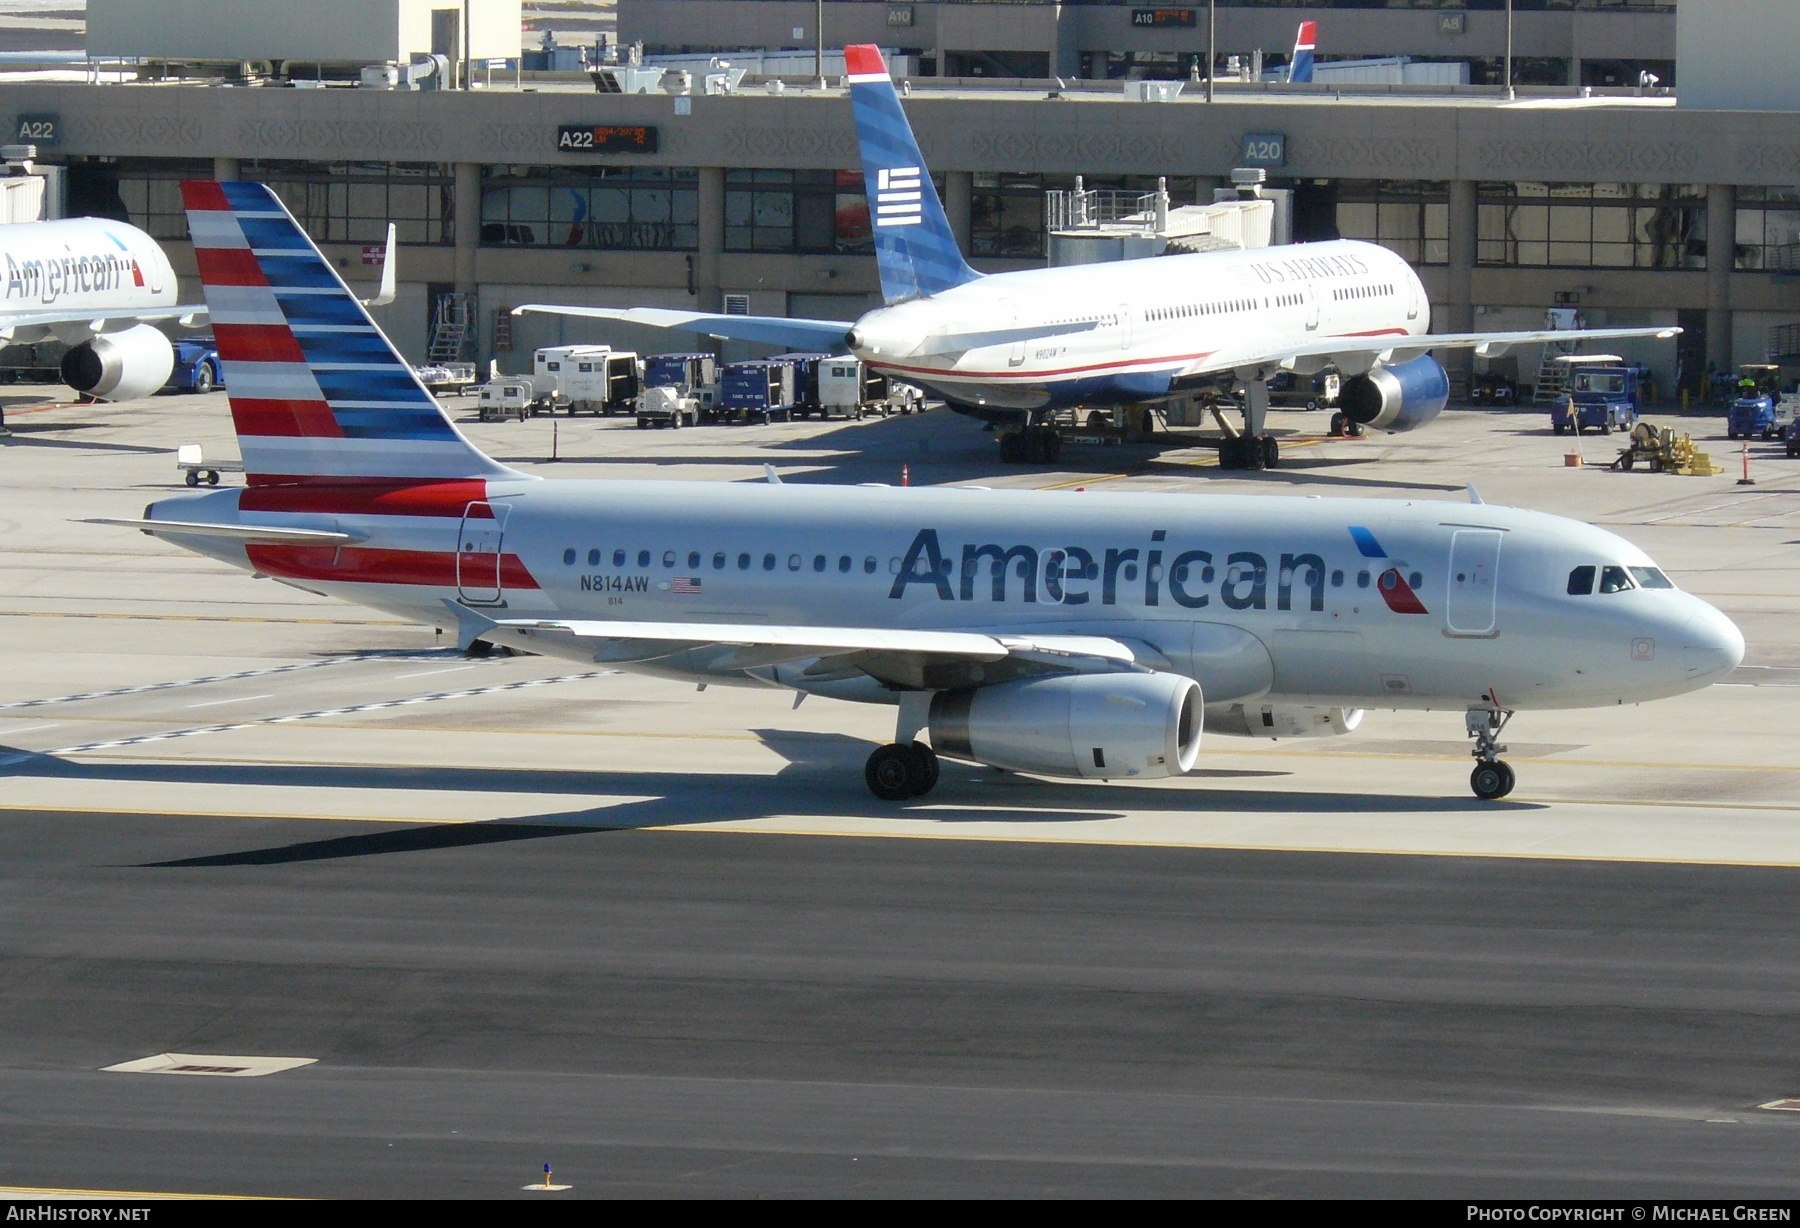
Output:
(696, 165), (724, 313)
(1193, 176), (1224, 204)
(1446, 179), (1478, 384)
(1707, 183), (1735, 369)
(212, 157), (239, 182)
(944, 170), (972, 257)
(453, 161), (480, 296)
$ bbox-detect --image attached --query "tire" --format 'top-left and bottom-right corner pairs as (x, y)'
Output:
(1599, 422), (1610, 436)
(636, 418), (648, 429)
(1470, 761), (1514, 801)
(1304, 398), (1318, 411)
(185, 470), (199, 487)
(1347, 420), (1364, 438)
(1329, 411), (1347, 437)
(206, 470), (220, 486)
(910, 741), (940, 795)
(1728, 430), (1739, 440)
(1044, 430), (1063, 464)
(1620, 454), (1635, 471)
(193, 362), (215, 395)
(1260, 435), (1280, 469)
(670, 411), (683, 430)
(1553, 423), (1565, 436)
(999, 432), (1023, 464)
(866, 743), (920, 801)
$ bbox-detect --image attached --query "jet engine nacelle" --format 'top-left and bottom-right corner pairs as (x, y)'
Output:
(60, 324), (175, 402)
(929, 672), (1201, 780)
(1205, 703), (1365, 739)
(1339, 353), (1448, 433)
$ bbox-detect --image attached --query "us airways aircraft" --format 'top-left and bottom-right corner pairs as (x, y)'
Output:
(0, 215), (210, 426)
(90, 180), (1743, 803)
(516, 45), (1677, 470)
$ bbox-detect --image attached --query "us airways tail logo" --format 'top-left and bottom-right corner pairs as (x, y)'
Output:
(875, 167), (923, 228)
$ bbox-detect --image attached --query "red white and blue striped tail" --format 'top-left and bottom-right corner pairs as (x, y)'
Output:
(181, 180), (515, 487)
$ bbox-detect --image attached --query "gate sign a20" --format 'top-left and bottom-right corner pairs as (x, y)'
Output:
(1241, 132), (1285, 167)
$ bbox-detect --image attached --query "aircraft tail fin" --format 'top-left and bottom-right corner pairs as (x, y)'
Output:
(180, 180), (514, 486)
(846, 44), (980, 305)
(1289, 21), (1317, 83)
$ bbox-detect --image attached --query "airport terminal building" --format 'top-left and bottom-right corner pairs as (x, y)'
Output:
(10, 0), (1797, 396)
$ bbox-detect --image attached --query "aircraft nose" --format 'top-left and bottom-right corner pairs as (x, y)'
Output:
(1678, 603), (1744, 683)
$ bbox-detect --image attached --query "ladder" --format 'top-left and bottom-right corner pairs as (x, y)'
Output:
(1531, 339), (1581, 406)
(492, 305), (514, 353)
(427, 293), (475, 365)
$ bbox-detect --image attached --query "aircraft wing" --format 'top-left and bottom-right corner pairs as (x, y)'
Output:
(0, 304), (210, 342)
(1179, 325), (1681, 378)
(488, 618), (1139, 688)
(512, 305), (852, 351)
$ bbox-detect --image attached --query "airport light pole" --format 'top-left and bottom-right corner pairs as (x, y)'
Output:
(816, 0), (826, 90)
(1206, 0), (1215, 103)
(1504, 0), (1514, 101)
(463, 0), (471, 90)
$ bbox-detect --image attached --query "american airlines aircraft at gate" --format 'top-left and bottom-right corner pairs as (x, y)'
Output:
(89, 179), (1745, 802)
(516, 45), (1680, 470)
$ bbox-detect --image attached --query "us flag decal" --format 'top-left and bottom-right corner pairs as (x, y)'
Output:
(671, 576), (702, 594)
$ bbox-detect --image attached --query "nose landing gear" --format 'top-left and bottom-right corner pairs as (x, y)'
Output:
(1466, 707), (1516, 800)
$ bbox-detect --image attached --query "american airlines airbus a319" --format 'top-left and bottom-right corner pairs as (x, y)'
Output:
(91, 180), (1742, 802)
(518, 44), (1679, 469)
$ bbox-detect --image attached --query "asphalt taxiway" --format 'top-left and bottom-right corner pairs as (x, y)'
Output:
(2, 389), (1798, 1196)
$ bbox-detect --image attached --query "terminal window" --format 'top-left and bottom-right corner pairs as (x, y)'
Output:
(724, 169), (871, 255)
(1334, 181), (1449, 266)
(1735, 187), (1800, 272)
(1477, 182), (1704, 270)
(482, 166), (698, 251)
(251, 161), (454, 246)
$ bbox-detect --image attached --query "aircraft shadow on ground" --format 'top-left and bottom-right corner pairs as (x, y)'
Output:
(0, 727), (1545, 868)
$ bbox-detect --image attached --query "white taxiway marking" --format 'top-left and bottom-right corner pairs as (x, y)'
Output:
(394, 664), (478, 681)
(0, 652), (472, 713)
(186, 693), (274, 709)
(2, 671), (616, 762)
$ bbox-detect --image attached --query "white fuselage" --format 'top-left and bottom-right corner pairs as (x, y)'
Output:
(848, 239), (1424, 412)
(0, 217), (176, 330)
(150, 480), (1743, 718)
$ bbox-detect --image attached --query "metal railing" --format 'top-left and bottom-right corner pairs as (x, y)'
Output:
(1044, 185), (1161, 232)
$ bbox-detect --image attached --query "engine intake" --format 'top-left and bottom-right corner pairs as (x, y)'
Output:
(930, 672), (1201, 780)
(60, 324), (175, 402)
(1339, 354), (1448, 433)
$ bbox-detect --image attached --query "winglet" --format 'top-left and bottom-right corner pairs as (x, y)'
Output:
(361, 222), (397, 308)
(1467, 483), (1484, 505)
(763, 464), (783, 485)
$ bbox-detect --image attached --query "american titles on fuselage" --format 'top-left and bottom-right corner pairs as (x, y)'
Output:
(3, 247), (144, 304)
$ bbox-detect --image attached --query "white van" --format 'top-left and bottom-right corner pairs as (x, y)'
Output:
(531, 345), (612, 412)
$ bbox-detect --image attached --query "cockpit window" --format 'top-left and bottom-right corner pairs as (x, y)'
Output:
(1598, 565), (1634, 594)
(1567, 565), (1595, 595)
(1629, 566), (1675, 590)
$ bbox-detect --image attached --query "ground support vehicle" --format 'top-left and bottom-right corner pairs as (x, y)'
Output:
(882, 382), (926, 416)
(163, 338), (222, 394)
(1727, 365), (1789, 440)
(175, 443), (242, 487)
(1608, 424), (1723, 476)
(818, 356), (884, 419)
(1468, 372), (1517, 406)
(530, 344), (611, 414)
(561, 351), (641, 416)
(718, 359), (798, 423)
(773, 352), (831, 418)
(645, 352), (720, 423)
(477, 376), (536, 422)
(1550, 357), (1644, 435)
(635, 384), (703, 429)
(1267, 370), (1339, 411)
(415, 362), (478, 396)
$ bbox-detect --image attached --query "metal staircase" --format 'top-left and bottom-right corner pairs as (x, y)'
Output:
(427, 292), (475, 365)
(1530, 308), (1587, 406)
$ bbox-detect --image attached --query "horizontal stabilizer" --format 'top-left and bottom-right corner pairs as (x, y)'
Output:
(512, 305), (852, 351)
(82, 517), (359, 545)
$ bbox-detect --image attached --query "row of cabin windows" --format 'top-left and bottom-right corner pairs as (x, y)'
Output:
(1567, 564), (1674, 595)
(1146, 291), (1309, 324)
(564, 546), (892, 575)
(1333, 282), (1395, 302)
(558, 545), (1423, 593)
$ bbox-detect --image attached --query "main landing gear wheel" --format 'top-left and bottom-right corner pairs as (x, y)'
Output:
(998, 425), (1062, 465)
(1218, 435), (1274, 471)
(866, 741), (939, 800)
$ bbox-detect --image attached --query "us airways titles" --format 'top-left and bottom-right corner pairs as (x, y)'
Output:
(1248, 251), (1371, 285)
(889, 527), (1344, 612)
(4, 248), (144, 304)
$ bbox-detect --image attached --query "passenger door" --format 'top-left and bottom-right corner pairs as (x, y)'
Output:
(1446, 529), (1503, 636)
(456, 501), (509, 606)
